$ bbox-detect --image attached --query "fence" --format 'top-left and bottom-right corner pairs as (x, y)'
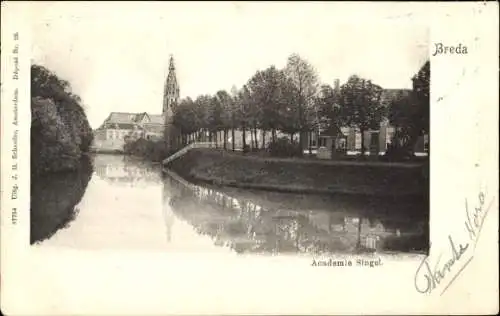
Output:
(162, 142), (216, 165)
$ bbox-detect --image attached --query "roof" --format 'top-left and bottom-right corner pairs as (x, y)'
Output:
(105, 122), (145, 130)
(135, 112), (149, 123)
(106, 112), (139, 123)
(148, 114), (165, 124)
(103, 112), (165, 126)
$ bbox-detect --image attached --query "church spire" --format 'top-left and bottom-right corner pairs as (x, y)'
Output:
(163, 54), (180, 118)
(169, 54), (175, 71)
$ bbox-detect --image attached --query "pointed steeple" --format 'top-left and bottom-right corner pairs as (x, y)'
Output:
(163, 54), (180, 118)
(169, 54), (175, 71)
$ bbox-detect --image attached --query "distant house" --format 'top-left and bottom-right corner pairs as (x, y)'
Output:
(344, 89), (416, 155)
(92, 55), (180, 152)
(94, 112), (165, 142)
(313, 85), (428, 157)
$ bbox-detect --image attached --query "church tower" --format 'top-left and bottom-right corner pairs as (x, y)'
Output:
(163, 55), (180, 122)
(163, 55), (180, 150)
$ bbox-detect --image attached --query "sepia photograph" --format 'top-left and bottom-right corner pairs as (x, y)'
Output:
(29, 4), (429, 256)
(2, 2), (497, 315)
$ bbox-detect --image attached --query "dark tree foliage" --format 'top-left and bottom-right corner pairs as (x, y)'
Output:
(31, 64), (94, 174)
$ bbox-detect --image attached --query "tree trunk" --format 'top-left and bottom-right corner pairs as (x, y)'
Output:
(250, 130), (254, 150)
(331, 137), (336, 160)
(360, 128), (365, 157)
(232, 128), (235, 151)
(242, 127), (247, 150)
(308, 131), (312, 155)
(299, 131), (306, 155)
(223, 129), (227, 150)
(261, 130), (266, 149)
(272, 129), (277, 143)
(253, 128), (258, 149)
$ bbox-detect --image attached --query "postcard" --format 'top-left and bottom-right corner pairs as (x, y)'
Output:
(1, 2), (498, 315)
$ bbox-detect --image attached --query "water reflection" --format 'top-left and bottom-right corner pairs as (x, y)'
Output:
(30, 155), (94, 244)
(163, 169), (428, 255)
(32, 154), (428, 255)
(94, 156), (160, 186)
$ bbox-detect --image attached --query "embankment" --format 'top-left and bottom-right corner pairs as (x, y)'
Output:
(166, 149), (429, 197)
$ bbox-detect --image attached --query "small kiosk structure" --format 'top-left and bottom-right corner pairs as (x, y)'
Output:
(316, 126), (348, 160)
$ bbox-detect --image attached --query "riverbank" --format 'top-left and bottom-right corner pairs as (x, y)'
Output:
(165, 148), (429, 197)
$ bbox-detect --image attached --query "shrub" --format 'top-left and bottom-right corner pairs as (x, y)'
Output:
(383, 142), (413, 161)
(268, 137), (303, 157)
(124, 138), (168, 162)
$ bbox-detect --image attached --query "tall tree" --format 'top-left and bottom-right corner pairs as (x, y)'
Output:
(284, 54), (319, 152)
(194, 95), (211, 142)
(388, 60), (430, 155)
(230, 86), (239, 151)
(31, 64), (93, 153)
(388, 92), (414, 149)
(208, 94), (224, 147)
(247, 66), (285, 147)
(215, 90), (232, 150)
(173, 97), (198, 146)
(238, 85), (252, 151)
(278, 76), (301, 140)
(316, 84), (341, 132)
(244, 82), (262, 150)
(315, 84), (342, 152)
(338, 75), (384, 156)
(411, 60), (430, 148)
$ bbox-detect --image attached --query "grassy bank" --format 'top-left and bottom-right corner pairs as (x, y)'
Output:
(166, 148), (429, 197)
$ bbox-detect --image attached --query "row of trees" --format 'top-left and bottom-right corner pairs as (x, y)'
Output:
(172, 53), (430, 157)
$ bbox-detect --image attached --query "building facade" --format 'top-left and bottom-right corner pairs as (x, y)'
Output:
(92, 55), (180, 151)
(313, 87), (428, 156)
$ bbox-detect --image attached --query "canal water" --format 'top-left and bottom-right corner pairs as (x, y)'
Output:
(31, 154), (429, 255)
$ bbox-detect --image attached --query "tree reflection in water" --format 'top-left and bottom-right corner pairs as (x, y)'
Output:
(164, 171), (429, 255)
(30, 155), (94, 244)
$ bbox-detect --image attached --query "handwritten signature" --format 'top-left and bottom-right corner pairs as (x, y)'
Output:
(414, 191), (493, 295)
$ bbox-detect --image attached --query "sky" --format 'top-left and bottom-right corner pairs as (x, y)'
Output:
(30, 2), (430, 128)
